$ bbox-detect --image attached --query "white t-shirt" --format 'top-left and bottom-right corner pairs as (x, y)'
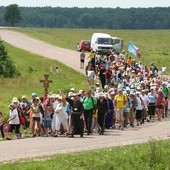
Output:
(136, 96), (143, 110)
(141, 94), (149, 109)
(9, 108), (20, 125)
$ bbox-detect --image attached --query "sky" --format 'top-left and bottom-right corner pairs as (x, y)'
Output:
(0, 0), (170, 8)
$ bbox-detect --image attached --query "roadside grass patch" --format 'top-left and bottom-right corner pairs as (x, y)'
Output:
(0, 139), (170, 170)
(0, 42), (88, 119)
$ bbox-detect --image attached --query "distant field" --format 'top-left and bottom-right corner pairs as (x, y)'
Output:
(13, 28), (170, 72)
(0, 42), (88, 118)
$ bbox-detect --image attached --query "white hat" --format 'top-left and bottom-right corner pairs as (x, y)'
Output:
(58, 95), (63, 100)
(126, 87), (130, 91)
(130, 91), (135, 95)
(12, 97), (19, 103)
(99, 92), (105, 97)
(104, 85), (108, 89)
(110, 91), (115, 95)
(50, 94), (56, 98)
(70, 88), (75, 92)
(136, 91), (140, 95)
(150, 87), (155, 90)
(68, 92), (74, 97)
(22, 95), (27, 99)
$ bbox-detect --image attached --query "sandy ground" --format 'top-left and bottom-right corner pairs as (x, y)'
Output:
(0, 29), (170, 163)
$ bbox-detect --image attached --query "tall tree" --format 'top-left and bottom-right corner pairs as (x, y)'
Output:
(4, 4), (21, 26)
(0, 40), (19, 77)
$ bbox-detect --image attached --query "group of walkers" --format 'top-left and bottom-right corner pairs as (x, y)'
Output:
(0, 50), (169, 140)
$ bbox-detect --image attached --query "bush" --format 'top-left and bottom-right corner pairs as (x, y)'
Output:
(0, 40), (20, 77)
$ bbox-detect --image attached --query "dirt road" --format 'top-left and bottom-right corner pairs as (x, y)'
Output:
(0, 29), (87, 75)
(0, 119), (170, 163)
(0, 29), (169, 163)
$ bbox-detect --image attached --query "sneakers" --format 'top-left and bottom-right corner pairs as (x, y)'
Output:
(53, 133), (58, 137)
(68, 134), (74, 138)
(6, 137), (12, 140)
(121, 127), (124, 131)
(31, 134), (36, 138)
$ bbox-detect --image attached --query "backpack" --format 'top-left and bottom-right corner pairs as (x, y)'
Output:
(83, 97), (96, 108)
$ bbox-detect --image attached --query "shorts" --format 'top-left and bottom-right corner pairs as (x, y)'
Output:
(80, 59), (85, 63)
(123, 111), (129, 119)
(156, 105), (163, 109)
(9, 124), (20, 134)
(43, 120), (52, 128)
(33, 117), (40, 122)
(116, 108), (124, 120)
(129, 108), (136, 119)
(136, 110), (142, 120)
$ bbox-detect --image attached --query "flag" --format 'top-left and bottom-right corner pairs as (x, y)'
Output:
(128, 41), (141, 58)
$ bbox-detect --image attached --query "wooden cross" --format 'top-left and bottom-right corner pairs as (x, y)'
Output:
(40, 74), (52, 94)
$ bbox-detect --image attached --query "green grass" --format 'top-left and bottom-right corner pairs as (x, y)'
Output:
(0, 42), (88, 119)
(12, 28), (170, 72)
(1, 139), (170, 170)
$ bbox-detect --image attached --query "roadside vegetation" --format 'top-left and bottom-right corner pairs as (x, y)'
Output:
(12, 28), (170, 73)
(0, 139), (170, 170)
(0, 42), (88, 119)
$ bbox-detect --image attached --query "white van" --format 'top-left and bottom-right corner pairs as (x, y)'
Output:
(91, 33), (113, 53)
(112, 37), (123, 53)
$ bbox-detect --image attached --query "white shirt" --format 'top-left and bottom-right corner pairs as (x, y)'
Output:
(136, 96), (143, 110)
(141, 94), (149, 109)
(9, 108), (20, 124)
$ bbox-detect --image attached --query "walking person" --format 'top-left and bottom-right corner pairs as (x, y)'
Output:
(105, 92), (114, 129)
(97, 92), (108, 135)
(66, 93), (84, 138)
(136, 92), (144, 126)
(129, 91), (137, 127)
(147, 87), (157, 121)
(80, 50), (86, 69)
(53, 96), (68, 137)
(156, 89), (164, 121)
(30, 98), (42, 138)
(6, 104), (20, 140)
(82, 90), (97, 135)
(114, 88), (127, 130)
(0, 111), (5, 140)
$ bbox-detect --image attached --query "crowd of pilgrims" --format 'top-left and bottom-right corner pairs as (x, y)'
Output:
(1, 50), (170, 140)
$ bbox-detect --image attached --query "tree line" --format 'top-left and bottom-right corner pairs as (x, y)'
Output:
(0, 5), (170, 29)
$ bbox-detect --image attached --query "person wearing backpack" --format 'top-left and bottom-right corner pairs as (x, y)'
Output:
(82, 90), (97, 135)
(114, 88), (127, 130)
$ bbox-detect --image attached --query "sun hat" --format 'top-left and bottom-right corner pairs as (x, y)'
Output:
(70, 88), (75, 92)
(98, 92), (105, 97)
(8, 103), (17, 110)
(12, 97), (19, 103)
(136, 91), (140, 95)
(110, 91), (115, 95)
(32, 93), (37, 97)
(58, 95), (63, 100)
(126, 87), (130, 91)
(68, 92), (75, 97)
(22, 95), (27, 99)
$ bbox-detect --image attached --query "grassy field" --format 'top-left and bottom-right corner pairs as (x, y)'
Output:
(0, 139), (170, 170)
(12, 28), (170, 73)
(0, 42), (88, 119)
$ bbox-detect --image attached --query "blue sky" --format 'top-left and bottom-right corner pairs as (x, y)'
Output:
(0, 0), (170, 8)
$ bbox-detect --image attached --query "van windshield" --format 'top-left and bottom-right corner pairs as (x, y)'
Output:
(97, 38), (112, 45)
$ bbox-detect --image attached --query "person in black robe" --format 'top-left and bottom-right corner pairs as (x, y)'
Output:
(66, 93), (84, 137)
